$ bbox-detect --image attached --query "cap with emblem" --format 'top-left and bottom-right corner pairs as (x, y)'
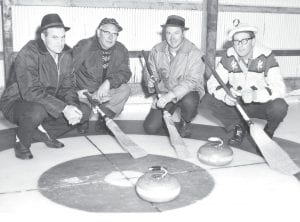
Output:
(228, 19), (258, 41)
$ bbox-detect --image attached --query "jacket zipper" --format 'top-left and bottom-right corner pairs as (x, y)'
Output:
(55, 53), (65, 94)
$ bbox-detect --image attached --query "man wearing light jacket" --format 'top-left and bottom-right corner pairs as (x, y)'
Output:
(143, 15), (205, 137)
(202, 19), (288, 146)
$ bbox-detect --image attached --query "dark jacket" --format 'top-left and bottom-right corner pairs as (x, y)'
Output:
(73, 36), (132, 92)
(0, 39), (78, 120)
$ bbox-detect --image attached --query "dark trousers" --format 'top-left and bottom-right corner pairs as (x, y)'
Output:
(200, 94), (288, 135)
(8, 100), (91, 148)
(143, 91), (200, 134)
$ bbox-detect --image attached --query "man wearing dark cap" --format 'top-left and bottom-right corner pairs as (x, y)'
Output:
(202, 19), (288, 147)
(0, 14), (90, 160)
(73, 18), (131, 131)
(143, 15), (205, 137)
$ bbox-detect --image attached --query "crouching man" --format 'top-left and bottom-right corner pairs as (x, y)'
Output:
(0, 14), (90, 159)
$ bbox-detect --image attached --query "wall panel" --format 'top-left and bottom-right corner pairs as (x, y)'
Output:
(217, 11), (300, 77)
(12, 5), (203, 82)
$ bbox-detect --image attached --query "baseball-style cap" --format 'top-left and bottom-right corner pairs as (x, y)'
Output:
(98, 18), (123, 32)
(228, 19), (258, 41)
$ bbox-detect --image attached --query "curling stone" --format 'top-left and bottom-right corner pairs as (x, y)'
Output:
(135, 166), (181, 203)
(197, 137), (233, 166)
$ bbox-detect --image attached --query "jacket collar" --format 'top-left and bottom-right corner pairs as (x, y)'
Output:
(37, 38), (70, 55)
(227, 43), (272, 60)
(90, 36), (116, 52)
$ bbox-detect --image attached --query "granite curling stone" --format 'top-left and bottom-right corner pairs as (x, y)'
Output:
(135, 166), (181, 203)
(197, 137), (233, 166)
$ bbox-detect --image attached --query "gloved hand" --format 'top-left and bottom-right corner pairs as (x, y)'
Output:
(156, 92), (176, 108)
(224, 94), (237, 106)
(253, 88), (271, 103)
(241, 89), (254, 104)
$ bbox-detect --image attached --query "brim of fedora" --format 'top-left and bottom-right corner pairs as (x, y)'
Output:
(40, 24), (70, 32)
(160, 24), (189, 30)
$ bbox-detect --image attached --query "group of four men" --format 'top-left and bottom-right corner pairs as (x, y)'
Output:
(0, 14), (288, 160)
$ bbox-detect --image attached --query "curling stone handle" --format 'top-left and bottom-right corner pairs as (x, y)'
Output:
(208, 137), (223, 147)
(148, 166), (168, 178)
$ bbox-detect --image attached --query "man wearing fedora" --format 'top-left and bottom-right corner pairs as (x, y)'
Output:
(0, 14), (90, 160)
(143, 15), (205, 137)
(73, 18), (131, 132)
(202, 19), (288, 147)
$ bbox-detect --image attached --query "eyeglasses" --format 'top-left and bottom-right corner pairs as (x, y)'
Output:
(100, 29), (119, 38)
(233, 37), (253, 46)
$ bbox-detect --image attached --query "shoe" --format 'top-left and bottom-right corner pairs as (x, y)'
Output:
(77, 122), (89, 134)
(14, 142), (33, 160)
(228, 124), (245, 146)
(95, 119), (114, 136)
(32, 129), (64, 148)
(95, 119), (106, 133)
(178, 119), (192, 138)
(44, 137), (64, 148)
(99, 105), (116, 119)
(264, 124), (274, 138)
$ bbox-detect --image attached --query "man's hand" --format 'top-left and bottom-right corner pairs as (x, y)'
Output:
(77, 89), (90, 105)
(224, 94), (237, 106)
(147, 76), (158, 88)
(92, 80), (111, 103)
(241, 89), (254, 104)
(62, 105), (83, 125)
(156, 92), (176, 108)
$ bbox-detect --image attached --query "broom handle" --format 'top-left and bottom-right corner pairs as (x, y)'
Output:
(142, 50), (176, 112)
(83, 92), (107, 118)
(141, 50), (161, 96)
(201, 56), (252, 124)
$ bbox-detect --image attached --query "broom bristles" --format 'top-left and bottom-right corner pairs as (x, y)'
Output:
(250, 124), (300, 175)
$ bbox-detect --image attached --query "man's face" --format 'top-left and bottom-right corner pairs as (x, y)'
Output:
(41, 27), (66, 54)
(97, 24), (119, 50)
(165, 26), (184, 49)
(232, 32), (255, 58)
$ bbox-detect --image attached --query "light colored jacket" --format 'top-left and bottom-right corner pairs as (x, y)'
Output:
(207, 44), (286, 103)
(146, 38), (205, 101)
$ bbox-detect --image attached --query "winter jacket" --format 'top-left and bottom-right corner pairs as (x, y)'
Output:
(73, 36), (131, 92)
(207, 44), (286, 103)
(0, 39), (77, 119)
(146, 38), (205, 101)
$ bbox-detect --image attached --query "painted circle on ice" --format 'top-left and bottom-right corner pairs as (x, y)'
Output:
(38, 153), (215, 212)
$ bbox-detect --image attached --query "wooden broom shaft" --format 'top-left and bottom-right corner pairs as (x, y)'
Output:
(83, 92), (106, 117)
(201, 56), (234, 97)
(141, 50), (161, 96)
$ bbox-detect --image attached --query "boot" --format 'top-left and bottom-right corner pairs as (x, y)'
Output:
(95, 118), (114, 136)
(14, 142), (33, 160)
(178, 118), (192, 138)
(77, 122), (89, 134)
(228, 124), (246, 146)
(264, 124), (274, 138)
(98, 105), (116, 119)
(32, 129), (64, 148)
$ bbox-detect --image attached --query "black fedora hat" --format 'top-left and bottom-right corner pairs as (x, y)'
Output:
(161, 15), (189, 30)
(40, 14), (70, 32)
